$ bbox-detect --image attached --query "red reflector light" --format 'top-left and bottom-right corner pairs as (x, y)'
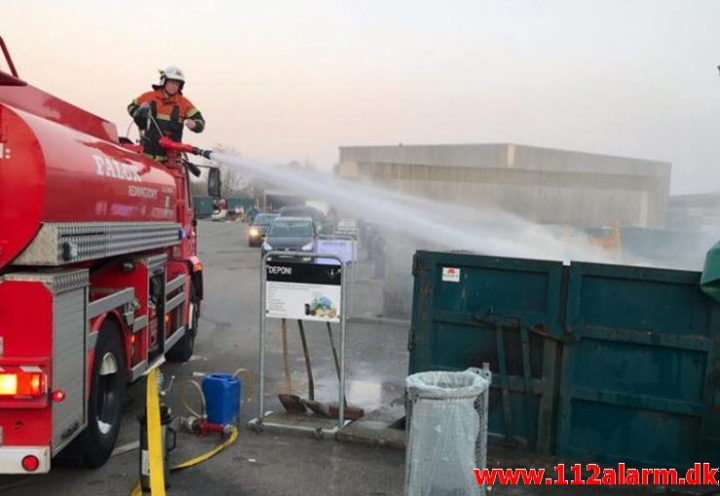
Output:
(0, 373), (18, 395)
(22, 455), (40, 472)
(30, 374), (42, 396)
(52, 389), (66, 403)
(0, 371), (45, 398)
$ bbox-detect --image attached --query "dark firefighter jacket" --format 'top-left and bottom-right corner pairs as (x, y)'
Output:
(127, 89), (205, 161)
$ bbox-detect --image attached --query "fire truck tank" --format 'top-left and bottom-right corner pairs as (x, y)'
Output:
(0, 82), (179, 270)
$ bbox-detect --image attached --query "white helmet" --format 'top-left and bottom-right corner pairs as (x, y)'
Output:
(156, 66), (186, 93)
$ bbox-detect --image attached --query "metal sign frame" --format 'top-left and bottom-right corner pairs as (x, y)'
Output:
(251, 251), (350, 434)
(316, 234), (358, 312)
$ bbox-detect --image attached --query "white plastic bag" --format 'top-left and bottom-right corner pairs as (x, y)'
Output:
(405, 369), (491, 496)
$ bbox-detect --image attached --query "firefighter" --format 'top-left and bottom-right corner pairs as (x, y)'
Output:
(127, 66), (205, 161)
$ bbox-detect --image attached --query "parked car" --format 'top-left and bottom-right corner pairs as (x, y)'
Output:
(278, 205), (326, 232)
(247, 213), (279, 247)
(261, 217), (317, 259)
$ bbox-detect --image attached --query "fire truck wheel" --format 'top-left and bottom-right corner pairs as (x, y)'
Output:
(166, 300), (199, 363)
(80, 322), (127, 467)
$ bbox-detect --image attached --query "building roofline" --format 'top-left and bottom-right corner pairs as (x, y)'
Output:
(338, 142), (670, 166)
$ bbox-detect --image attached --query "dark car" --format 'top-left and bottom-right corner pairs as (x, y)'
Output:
(247, 213), (279, 247)
(261, 217), (317, 259)
(278, 205), (326, 232)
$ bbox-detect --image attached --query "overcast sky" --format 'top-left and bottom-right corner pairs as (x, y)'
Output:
(3, 0), (719, 193)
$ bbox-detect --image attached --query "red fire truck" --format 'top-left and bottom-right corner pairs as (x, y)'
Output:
(0, 37), (219, 473)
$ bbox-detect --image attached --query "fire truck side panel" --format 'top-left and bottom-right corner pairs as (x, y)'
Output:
(167, 259), (192, 335)
(0, 271), (89, 472)
(0, 280), (54, 472)
(51, 278), (88, 455)
(90, 261), (152, 378)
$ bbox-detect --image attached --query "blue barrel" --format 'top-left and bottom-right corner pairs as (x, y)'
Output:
(202, 373), (241, 425)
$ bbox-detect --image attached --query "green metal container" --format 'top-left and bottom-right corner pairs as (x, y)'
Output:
(558, 262), (720, 468)
(410, 251), (564, 452)
(194, 196), (215, 218)
(410, 250), (720, 467)
(226, 197), (254, 212)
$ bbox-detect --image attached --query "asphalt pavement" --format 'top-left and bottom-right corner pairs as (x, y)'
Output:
(0, 220), (407, 495)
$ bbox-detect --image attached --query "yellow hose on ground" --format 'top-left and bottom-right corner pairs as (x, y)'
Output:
(130, 370), (243, 495)
(130, 427), (238, 495)
(170, 426), (238, 471)
(130, 427), (239, 494)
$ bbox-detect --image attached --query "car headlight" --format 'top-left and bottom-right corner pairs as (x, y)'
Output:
(249, 228), (259, 236)
(262, 241), (272, 250)
(301, 242), (313, 251)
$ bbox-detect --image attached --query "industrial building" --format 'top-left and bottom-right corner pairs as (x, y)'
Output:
(667, 191), (720, 234)
(337, 143), (671, 228)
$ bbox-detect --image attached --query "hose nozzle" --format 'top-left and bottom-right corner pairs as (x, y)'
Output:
(191, 147), (213, 159)
(158, 136), (213, 159)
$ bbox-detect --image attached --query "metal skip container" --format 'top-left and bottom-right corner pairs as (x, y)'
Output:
(409, 249), (720, 468)
(405, 367), (491, 496)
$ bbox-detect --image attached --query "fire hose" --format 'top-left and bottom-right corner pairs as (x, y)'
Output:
(158, 136), (213, 160)
(129, 368), (244, 496)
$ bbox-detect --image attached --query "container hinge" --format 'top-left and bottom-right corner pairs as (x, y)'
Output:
(407, 328), (415, 351)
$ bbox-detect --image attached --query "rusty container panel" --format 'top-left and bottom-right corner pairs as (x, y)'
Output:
(409, 250), (564, 452)
(558, 262), (720, 468)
